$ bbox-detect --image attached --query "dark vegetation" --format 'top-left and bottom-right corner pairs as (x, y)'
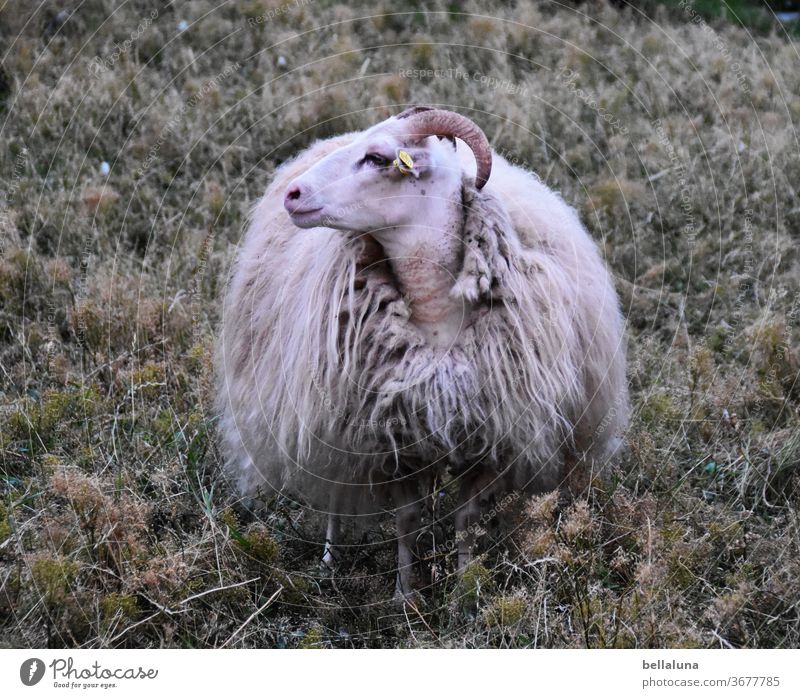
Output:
(0, 0), (798, 647)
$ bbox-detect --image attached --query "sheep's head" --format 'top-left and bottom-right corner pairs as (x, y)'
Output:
(283, 107), (492, 232)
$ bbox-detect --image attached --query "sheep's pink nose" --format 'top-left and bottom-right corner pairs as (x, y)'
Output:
(283, 183), (305, 214)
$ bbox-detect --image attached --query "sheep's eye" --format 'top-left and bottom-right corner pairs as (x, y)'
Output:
(363, 153), (390, 167)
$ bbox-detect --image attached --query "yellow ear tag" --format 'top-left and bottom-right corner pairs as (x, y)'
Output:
(398, 149), (414, 168)
(393, 149), (414, 175)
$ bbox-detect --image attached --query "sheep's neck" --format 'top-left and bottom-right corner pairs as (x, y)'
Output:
(371, 202), (469, 349)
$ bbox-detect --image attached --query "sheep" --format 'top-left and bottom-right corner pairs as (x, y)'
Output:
(216, 106), (629, 600)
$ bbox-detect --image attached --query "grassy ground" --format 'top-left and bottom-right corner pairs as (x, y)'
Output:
(1, 0), (799, 648)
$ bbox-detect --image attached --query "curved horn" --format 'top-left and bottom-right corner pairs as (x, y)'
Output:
(396, 107), (492, 189)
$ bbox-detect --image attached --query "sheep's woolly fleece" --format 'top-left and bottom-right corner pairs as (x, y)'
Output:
(217, 135), (628, 516)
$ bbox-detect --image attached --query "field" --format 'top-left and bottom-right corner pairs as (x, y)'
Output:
(1, 0), (799, 648)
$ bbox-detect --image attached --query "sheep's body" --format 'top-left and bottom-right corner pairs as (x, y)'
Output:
(217, 129), (628, 586)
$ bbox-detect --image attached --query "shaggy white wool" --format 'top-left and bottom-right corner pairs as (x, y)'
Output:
(217, 138), (628, 518)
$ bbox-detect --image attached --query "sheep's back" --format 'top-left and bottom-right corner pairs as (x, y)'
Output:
(482, 150), (629, 461)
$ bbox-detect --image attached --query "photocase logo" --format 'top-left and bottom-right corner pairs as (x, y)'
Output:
(20, 658), (45, 686)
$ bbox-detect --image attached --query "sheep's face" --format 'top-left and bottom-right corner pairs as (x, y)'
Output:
(283, 119), (463, 233)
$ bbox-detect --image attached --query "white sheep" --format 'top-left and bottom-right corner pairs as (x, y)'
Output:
(216, 107), (628, 599)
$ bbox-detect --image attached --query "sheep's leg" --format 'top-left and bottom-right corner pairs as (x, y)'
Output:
(455, 471), (496, 570)
(322, 513), (339, 570)
(564, 449), (590, 496)
(322, 488), (341, 570)
(393, 479), (421, 601)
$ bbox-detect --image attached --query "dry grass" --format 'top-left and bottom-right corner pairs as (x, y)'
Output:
(1, 0), (799, 648)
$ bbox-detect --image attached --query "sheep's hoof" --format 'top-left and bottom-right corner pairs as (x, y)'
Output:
(320, 550), (336, 576)
(394, 577), (421, 605)
(393, 586), (421, 606)
(456, 551), (473, 572)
